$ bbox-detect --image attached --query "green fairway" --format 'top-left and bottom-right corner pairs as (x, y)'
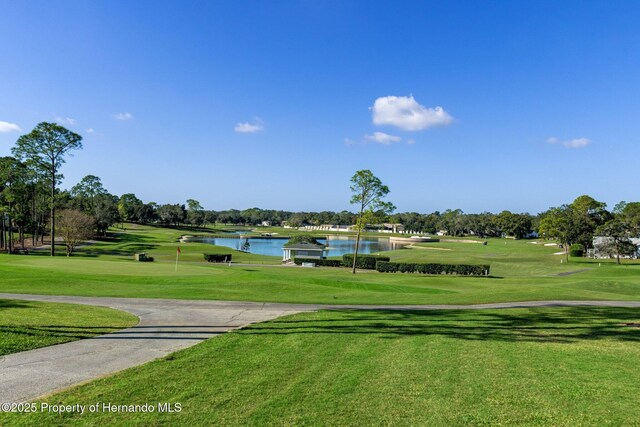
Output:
(0, 224), (638, 304)
(4, 307), (640, 426)
(0, 299), (137, 356)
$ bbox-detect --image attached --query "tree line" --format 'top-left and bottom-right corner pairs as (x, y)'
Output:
(1, 123), (639, 257)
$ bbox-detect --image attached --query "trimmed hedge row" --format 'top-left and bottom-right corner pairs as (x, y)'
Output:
(342, 254), (391, 270)
(292, 254), (392, 269)
(293, 257), (343, 267)
(204, 253), (233, 263)
(376, 261), (490, 276)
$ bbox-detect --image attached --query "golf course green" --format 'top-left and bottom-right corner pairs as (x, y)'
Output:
(1, 224), (639, 426)
(0, 224), (638, 305)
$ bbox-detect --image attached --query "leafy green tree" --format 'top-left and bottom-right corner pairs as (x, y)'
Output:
(287, 213), (306, 228)
(94, 194), (120, 236)
(538, 206), (573, 262)
(137, 202), (158, 224)
(157, 204), (187, 225)
(495, 211), (533, 239)
(71, 175), (107, 213)
(0, 157), (29, 252)
(349, 170), (395, 274)
(438, 209), (465, 236)
(12, 122), (82, 256)
(118, 193), (144, 223)
(596, 218), (637, 264)
(569, 195), (611, 249)
(619, 202), (640, 235)
(187, 199), (205, 227)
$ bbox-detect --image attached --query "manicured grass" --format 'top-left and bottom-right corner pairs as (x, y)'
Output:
(1, 223), (638, 305)
(0, 299), (138, 356)
(4, 307), (640, 426)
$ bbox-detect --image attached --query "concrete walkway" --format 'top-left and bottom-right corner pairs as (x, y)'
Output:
(0, 294), (314, 403)
(2, 293), (640, 403)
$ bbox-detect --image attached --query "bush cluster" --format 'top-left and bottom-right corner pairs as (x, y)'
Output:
(569, 244), (585, 257)
(342, 254), (391, 270)
(293, 257), (343, 267)
(376, 261), (490, 276)
(134, 253), (154, 262)
(204, 253), (233, 263)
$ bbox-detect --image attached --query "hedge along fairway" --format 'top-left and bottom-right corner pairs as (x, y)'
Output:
(0, 299), (137, 356)
(1, 224), (639, 305)
(376, 261), (490, 275)
(343, 254), (390, 269)
(5, 307), (640, 426)
(204, 253), (233, 263)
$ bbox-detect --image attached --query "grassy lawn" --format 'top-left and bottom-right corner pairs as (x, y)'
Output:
(1, 224), (639, 304)
(0, 299), (138, 356)
(4, 307), (640, 426)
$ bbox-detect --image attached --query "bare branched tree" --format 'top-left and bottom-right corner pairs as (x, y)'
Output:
(57, 209), (94, 256)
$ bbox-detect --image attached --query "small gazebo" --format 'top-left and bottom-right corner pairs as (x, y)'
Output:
(282, 241), (327, 262)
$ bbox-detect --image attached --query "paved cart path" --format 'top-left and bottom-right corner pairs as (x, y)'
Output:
(2, 293), (640, 403)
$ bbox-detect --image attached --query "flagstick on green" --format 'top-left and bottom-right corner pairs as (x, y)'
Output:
(175, 247), (181, 272)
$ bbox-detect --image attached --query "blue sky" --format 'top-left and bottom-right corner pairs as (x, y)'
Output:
(1, 0), (638, 214)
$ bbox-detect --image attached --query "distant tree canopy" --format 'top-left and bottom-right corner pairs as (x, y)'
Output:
(0, 125), (638, 257)
(157, 203), (187, 226)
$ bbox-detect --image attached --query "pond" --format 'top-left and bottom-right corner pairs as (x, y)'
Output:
(192, 235), (402, 257)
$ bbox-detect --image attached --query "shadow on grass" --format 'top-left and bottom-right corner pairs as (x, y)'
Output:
(0, 325), (127, 341)
(13, 231), (161, 258)
(79, 232), (160, 256)
(0, 300), (32, 309)
(80, 244), (160, 256)
(1, 325), (227, 342)
(237, 307), (640, 344)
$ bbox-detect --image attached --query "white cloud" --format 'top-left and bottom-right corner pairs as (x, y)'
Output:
(547, 136), (591, 149)
(407, 138), (416, 145)
(344, 137), (357, 146)
(114, 112), (133, 121)
(364, 131), (402, 145)
(372, 95), (453, 131)
(0, 121), (21, 133)
(55, 116), (76, 125)
(234, 119), (264, 133)
(86, 128), (95, 134)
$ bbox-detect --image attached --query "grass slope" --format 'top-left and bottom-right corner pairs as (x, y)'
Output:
(0, 299), (137, 356)
(0, 224), (638, 304)
(4, 307), (640, 426)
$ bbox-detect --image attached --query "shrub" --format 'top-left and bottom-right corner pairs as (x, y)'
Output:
(376, 261), (490, 276)
(293, 257), (343, 267)
(204, 253), (233, 263)
(569, 244), (585, 257)
(342, 254), (391, 270)
(134, 253), (154, 262)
